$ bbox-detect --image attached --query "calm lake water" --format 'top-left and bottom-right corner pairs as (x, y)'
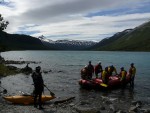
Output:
(1, 51), (150, 104)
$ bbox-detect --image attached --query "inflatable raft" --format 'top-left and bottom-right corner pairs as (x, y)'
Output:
(3, 95), (55, 105)
(79, 74), (131, 89)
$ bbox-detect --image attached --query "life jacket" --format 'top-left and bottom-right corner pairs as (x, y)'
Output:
(102, 70), (107, 80)
(120, 70), (127, 81)
(129, 67), (136, 76)
(108, 66), (117, 75)
(108, 67), (111, 73)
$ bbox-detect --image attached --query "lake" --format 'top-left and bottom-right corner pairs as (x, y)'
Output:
(1, 51), (150, 104)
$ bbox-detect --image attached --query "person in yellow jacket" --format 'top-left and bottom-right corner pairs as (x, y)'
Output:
(101, 67), (109, 84)
(108, 65), (118, 76)
(119, 67), (127, 88)
(129, 63), (136, 88)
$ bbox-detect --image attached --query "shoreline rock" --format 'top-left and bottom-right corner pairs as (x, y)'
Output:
(4, 60), (41, 65)
(0, 56), (39, 77)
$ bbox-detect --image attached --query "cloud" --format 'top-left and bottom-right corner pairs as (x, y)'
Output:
(28, 13), (150, 41)
(1, 0), (150, 41)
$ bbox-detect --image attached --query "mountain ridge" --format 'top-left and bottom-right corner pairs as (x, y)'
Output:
(0, 31), (96, 51)
(90, 21), (150, 51)
(38, 35), (97, 50)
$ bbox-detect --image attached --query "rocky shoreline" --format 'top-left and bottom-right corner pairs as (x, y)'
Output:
(0, 56), (65, 76)
(0, 56), (39, 76)
(0, 94), (150, 113)
(4, 60), (41, 65)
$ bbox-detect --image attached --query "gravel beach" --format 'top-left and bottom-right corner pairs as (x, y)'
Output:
(1, 93), (150, 113)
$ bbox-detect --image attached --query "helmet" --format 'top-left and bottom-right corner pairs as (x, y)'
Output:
(131, 63), (134, 66)
(89, 61), (91, 63)
(85, 65), (88, 68)
(98, 61), (101, 64)
(121, 67), (124, 70)
(105, 67), (108, 71)
(36, 66), (41, 70)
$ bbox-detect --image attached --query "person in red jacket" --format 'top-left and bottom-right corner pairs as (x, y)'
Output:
(94, 61), (103, 78)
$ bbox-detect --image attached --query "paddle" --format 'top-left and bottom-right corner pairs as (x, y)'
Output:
(44, 85), (55, 97)
(100, 83), (108, 88)
(0, 81), (7, 94)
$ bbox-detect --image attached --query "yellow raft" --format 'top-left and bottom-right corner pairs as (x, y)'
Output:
(3, 95), (56, 105)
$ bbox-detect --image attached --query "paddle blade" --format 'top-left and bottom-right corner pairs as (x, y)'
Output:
(50, 92), (55, 97)
(3, 89), (7, 94)
(100, 83), (108, 87)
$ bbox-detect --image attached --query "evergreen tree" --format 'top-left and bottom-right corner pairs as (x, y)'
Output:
(0, 14), (9, 31)
(0, 14), (9, 52)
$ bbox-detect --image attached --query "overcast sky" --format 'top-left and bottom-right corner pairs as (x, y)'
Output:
(0, 0), (150, 42)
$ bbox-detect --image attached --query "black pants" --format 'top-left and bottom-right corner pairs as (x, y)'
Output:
(121, 79), (126, 89)
(33, 89), (43, 108)
(130, 76), (135, 88)
(103, 77), (108, 84)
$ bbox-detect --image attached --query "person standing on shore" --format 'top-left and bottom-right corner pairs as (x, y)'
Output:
(119, 67), (127, 88)
(87, 61), (94, 79)
(32, 66), (44, 110)
(129, 63), (136, 88)
(94, 61), (103, 78)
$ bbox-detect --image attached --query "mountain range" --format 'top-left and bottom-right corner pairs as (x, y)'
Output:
(38, 35), (97, 50)
(0, 20), (150, 51)
(0, 31), (96, 51)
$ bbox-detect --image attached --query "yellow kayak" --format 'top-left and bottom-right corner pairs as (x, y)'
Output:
(3, 95), (56, 105)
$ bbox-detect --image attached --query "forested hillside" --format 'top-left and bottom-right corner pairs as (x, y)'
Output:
(0, 31), (49, 51)
(90, 21), (150, 51)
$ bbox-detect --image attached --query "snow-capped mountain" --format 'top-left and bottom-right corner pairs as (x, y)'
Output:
(38, 35), (97, 50)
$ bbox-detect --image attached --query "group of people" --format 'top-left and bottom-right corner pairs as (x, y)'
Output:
(31, 62), (136, 109)
(81, 61), (136, 88)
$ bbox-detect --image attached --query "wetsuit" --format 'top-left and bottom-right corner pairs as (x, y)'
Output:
(32, 71), (44, 109)
(87, 64), (94, 79)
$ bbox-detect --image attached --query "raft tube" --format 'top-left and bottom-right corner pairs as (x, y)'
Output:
(79, 74), (131, 89)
